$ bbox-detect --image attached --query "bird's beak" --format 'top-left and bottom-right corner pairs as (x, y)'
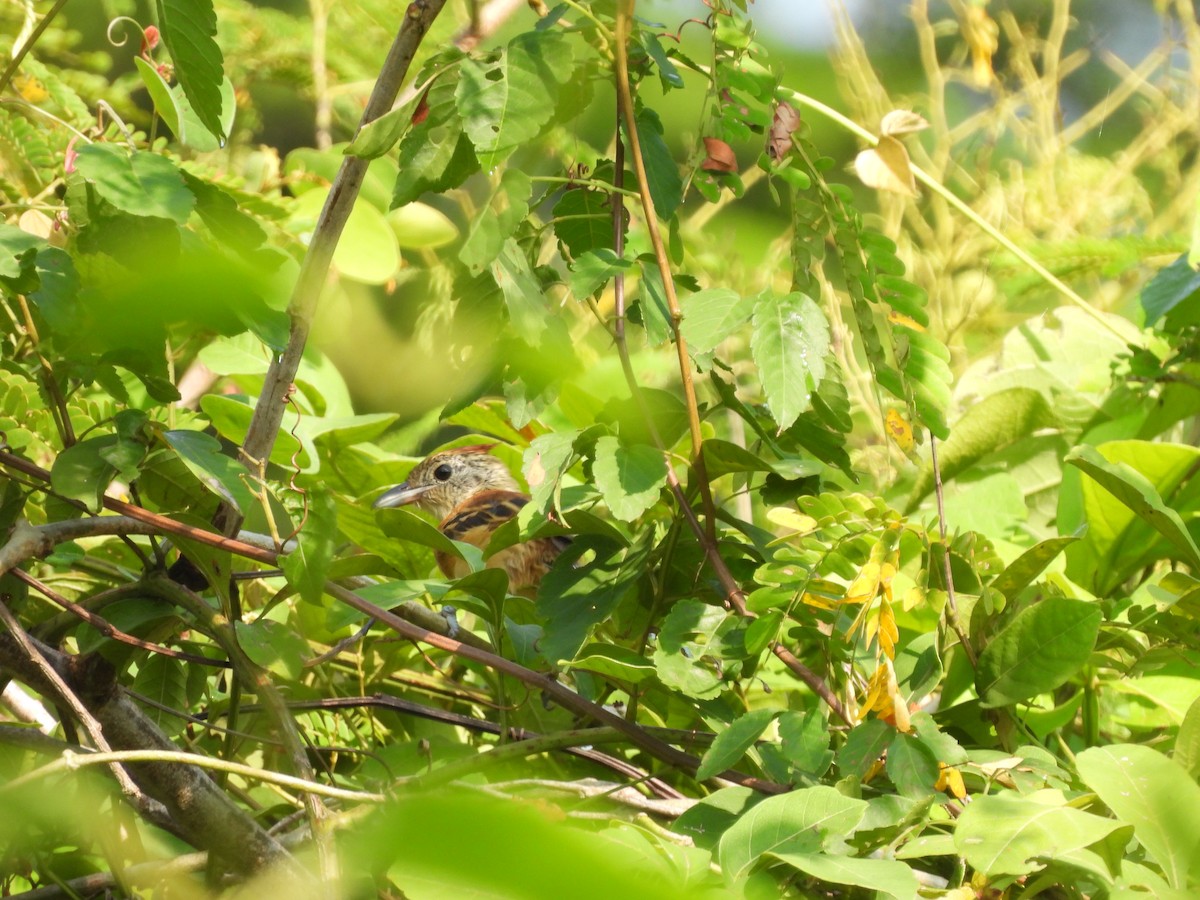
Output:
(372, 482), (435, 509)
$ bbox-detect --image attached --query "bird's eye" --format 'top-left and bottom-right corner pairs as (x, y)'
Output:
(433, 463), (453, 482)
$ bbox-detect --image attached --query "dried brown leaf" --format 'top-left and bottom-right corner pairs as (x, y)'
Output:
(766, 101), (800, 160)
(700, 136), (737, 173)
(880, 109), (930, 137)
(854, 136), (918, 197)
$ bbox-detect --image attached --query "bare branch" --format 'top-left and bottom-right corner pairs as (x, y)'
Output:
(324, 582), (789, 794)
(238, 0), (450, 484)
(0, 633), (294, 875)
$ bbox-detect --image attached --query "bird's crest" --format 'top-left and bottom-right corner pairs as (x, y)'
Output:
(450, 443), (498, 455)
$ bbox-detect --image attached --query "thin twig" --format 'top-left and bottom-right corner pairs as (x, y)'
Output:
(237, 0), (449, 497)
(930, 435), (977, 668)
(310, 0), (332, 150)
(324, 582), (788, 794)
(0, 0), (70, 95)
(144, 577), (340, 883)
(2, 747), (384, 802)
(603, 7), (849, 725)
(12, 569), (231, 668)
(613, 0), (718, 539)
(0, 633), (295, 873)
(0, 599), (140, 798)
(783, 87), (1127, 341)
(270, 694), (685, 799)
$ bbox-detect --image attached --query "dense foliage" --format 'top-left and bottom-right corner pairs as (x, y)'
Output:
(2, 0), (1200, 897)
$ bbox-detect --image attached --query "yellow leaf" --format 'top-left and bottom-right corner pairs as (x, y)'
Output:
(845, 560), (882, 604)
(887, 310), (926, 332)
(858, 664), (891, 721)
(961, 5), (999, 88)
(13, 73), (48, 103)
(863, 756), (886, 783)
(854, 136), (917, 197)
(884, 657), (911, 732)
(800, 591), (839, 611)
(878, 596), (899, 659)
(884, 409), (914, 453)
(767, 507), (818, 534)
(935, 763), (967, 799)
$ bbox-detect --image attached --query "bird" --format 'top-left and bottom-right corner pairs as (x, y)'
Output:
(372, 444), (566, 591)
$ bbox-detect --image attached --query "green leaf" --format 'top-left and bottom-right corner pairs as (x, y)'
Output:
(347, 790), (682, 900)
(701, 439), (775, 479)
(989, 535), (1079, 600)
(954, 791), (1128, 877)
(770, 711), (830, 780)
(0, 224), (44, 282)
(346, 90), (422, 159)
(235, 617), (308, 680)
(523, 430), (579, 513)
(552, 184), (615, 258)
(751, 291), (830, 432)
(161, 429), (254, 513)
(282, 491), (337, 605)
(171, 75), (236, 151)
(571, 643), (656, 685)
(569, 248), (631, 300)
(717, 786), (868, 882)
(696, 708), (778, 781)
(906, 388), (1057, 511)
(886, 732), (939, 799)
(456, 31), (573, 168)
(537, 537), (648, 664)
(132, 654), (190, 737)
(134, 56), (182, 139)
(592, 436), (667, 521)
(74, 145), (195, 224)
(642, 31), (684, 90)
(392, 78), (480, 208)
(1077, 744), (1200, 890)
(676, 787), (761, 851)
(632, 107), (682, 219)
(635, 256), (675, 346)
(836, 719), (892, 778)
(289, 189), (399, 284)
(155, 0), (226, 141)
(1142, 254), (1200, 325)
(1066, 442), (1200, 574)
(182, 173), (268, 256)
(1174, 695), (1200, 780)
(491, 238), (548, 342)
(652, 599), (739, 700)
(768, 852), (918, 900)
(51, 437), (119, 513)
(387, 202), (458, 249)
(680, 288), (753, 355)
(376, 507), (478, 568)
(199, 394), (311, 469)
(975, 597), (1101, 707)
(459, 170), (532, 273)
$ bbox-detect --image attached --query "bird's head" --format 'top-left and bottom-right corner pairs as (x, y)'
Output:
(372, 445), (521, 521)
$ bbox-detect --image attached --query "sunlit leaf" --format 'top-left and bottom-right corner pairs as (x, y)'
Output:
(955, 791), (1127, 877)
(696, 708), (778, 781)
(155, 0), (226, 141)
(592, 436), (667, 522)
(975, 597), (1101, 707)
(717, 786), (867, 882)
(854, 137), (917, 196)
(751, 291), (830, 432)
